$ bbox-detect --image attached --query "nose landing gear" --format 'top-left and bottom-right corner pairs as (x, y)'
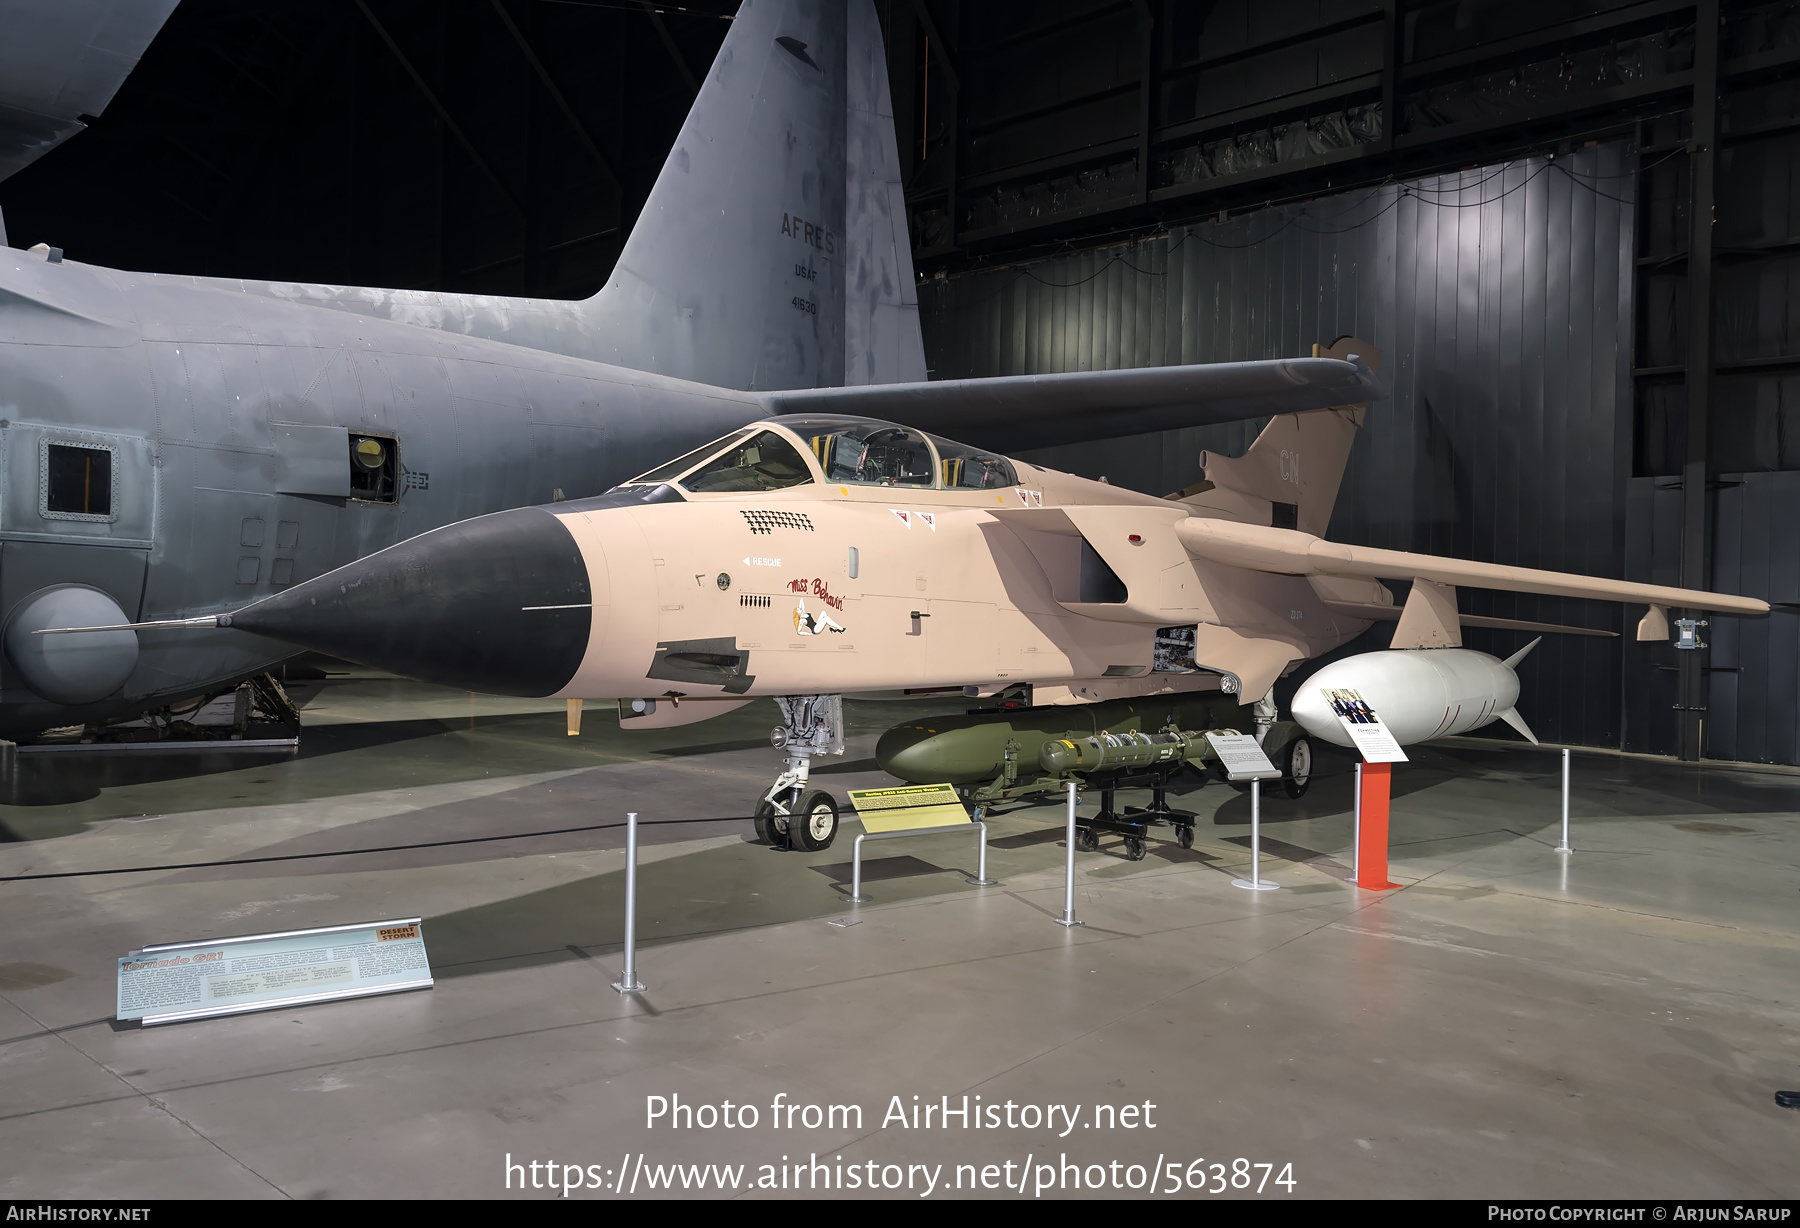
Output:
(753, 695), (844, 850)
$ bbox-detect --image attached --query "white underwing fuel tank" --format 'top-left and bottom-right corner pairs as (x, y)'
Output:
(1290, 640), (1541, 747)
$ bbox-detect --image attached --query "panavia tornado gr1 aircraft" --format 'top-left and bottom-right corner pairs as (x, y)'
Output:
(53, 370), (1768, 849)
(0, 0), (1390, 743)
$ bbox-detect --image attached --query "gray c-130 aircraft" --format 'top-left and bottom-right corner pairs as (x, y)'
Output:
(0, 0), (1381, 742)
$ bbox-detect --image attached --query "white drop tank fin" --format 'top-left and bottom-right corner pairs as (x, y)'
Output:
(1496, 707), (1539, 744)
(1501, 636), (1543, 670)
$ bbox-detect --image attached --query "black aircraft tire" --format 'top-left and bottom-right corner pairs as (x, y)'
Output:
(753, 799), (787, 844)
(1282, 737), (1313, 800)
(790, 791), (839, 851)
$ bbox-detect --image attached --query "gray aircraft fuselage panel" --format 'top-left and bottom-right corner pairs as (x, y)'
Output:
(0, 249), (772, 737)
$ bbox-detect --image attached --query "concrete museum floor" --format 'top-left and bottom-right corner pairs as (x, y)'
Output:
(0, 669), (1795, 1199)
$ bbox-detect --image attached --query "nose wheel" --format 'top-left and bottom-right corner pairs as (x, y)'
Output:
(754, 788), (840, 850)
(752, 695), (845, 850)
(753, 799), (788, 845)
(791, 791), (839, 850)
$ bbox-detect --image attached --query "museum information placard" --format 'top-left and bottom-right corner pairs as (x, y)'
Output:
(1320, 687), (1409, 763)
(847, 783), (971, 832)
(117, 917), (433, 1026)
(1204, 732), (1281, 780)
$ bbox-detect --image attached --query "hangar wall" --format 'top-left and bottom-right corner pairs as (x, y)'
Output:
(920, 140), (1800, 765)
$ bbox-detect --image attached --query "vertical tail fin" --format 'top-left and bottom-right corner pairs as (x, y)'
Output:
(844, 1), (927, 386)
(1198, 337), (1381, 535)
(581, 0), (924, 392)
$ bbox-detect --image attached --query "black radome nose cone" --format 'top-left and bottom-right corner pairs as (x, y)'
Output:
(231, 506), (591, 697)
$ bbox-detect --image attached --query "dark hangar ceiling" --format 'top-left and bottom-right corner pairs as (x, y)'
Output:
(5, 0), (1796, 295)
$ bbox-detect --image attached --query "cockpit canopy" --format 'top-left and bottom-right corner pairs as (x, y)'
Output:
(619, 415), (1019, 495)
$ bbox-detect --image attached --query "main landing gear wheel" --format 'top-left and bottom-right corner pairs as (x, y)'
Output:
(753, 799), (789, 845)
(1075, 826), (1100, 852)
(1282, 736), (1313, 799)
(790, 790), (840, 851)
(1123, 835), (1148, 861)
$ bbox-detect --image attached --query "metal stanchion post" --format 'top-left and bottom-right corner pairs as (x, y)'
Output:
(1556, 747), (1572, 853)
(1353, 760), (1362, 880)
(967, 821), (997, 887)
(1232, 778), (1280, 891)
(848, 833), (870, 902)
(1055, 781), (1083, 928)
(611, 812), (645, 994)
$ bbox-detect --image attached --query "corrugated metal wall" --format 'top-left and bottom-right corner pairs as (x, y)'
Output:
(1624, 473), (1800, 762)
(919, 142), (1652, 752)
(1622, 72), (1800, 765)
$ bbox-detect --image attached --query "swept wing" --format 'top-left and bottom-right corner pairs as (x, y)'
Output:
(1174, 517), (1768, 620)
(761, 353), (1382, 451)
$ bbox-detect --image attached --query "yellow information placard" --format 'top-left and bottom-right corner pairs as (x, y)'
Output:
(847, 783), (971, 832)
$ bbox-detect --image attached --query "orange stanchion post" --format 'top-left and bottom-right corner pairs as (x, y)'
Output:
(1355, 761), (1401, 890)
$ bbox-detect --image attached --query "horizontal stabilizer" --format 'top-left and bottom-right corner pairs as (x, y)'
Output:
(0, 0), (180, 183)
(762, 353), (1383, 450)
(1177, 518), (1769, 617)
(1496, 707), (1539, 744)
(1320, 601), (1617, 638)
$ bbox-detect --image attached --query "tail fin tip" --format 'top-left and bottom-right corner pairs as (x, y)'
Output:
(1502, 636), (1543, 669)
(1496, 707), (1539, 744)
(581, 0), (924, 393)
(1201, 339), (1375, 536)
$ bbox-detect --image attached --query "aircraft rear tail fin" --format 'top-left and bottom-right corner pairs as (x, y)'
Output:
(581, 0), (924, 392)
(844, 2), (927, 387)
(1199, 337), (1380, 535)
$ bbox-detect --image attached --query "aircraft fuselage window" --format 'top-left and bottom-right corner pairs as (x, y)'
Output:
(349, 433), (399, 503)
(45, 444), (114, 517)
(680, 430), (815, 493)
